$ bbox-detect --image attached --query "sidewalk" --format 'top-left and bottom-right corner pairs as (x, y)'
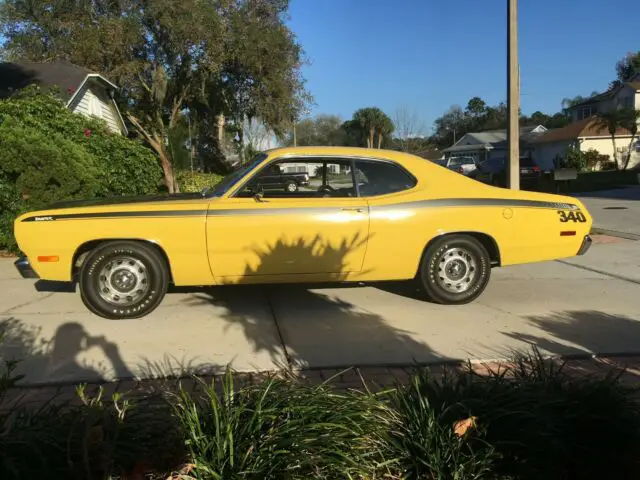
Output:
(5, 353), (640, 411)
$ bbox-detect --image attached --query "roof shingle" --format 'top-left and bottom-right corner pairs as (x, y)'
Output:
(0, 60), (98, 101)
(532, 117), (632, 144)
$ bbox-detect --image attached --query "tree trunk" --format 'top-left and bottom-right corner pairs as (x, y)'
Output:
(624, 133), (637, 170)
(368, 128), (375, 148)
(377, 132), (383, 149)
(127, 114), (179, 193)
(158, 147), (178, 193)
(610, 134), (619, 170)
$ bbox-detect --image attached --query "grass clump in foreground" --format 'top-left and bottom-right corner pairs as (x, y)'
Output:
(1, 348), (640, 479)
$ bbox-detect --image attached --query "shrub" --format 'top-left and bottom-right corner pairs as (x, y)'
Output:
(171, 370), (383, 479)
(0, 88), (163, 251)
(382, 350), (640, 480)
(0, 88), (163, 197)
(2, 348), (640, 479)
(563, 144), (587, 171)
(176, 171), (224, 193)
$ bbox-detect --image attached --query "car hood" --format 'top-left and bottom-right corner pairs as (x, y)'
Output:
(44, 192), (206, 210)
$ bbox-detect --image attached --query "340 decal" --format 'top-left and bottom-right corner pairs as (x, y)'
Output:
(557, 210), (587, 223)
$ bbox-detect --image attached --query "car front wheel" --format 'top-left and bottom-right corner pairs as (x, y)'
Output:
(418, 234), (491, 305)
(79, 241), (169, 319)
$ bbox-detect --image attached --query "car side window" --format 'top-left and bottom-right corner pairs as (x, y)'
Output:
(236, 158), (356, 199)
(354, 160), (417, 197)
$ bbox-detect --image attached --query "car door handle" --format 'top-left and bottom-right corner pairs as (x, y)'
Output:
(342, 207), (365, 213)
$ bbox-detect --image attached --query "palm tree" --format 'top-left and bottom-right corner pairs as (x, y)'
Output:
(620, 109), (640, 170)
(595, 109), (626, 169)
(353, 108), (378, 148)
(353, 107), (394, 148)
(376, 113), (394, 149)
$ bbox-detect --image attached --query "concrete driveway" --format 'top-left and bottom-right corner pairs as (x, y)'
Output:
(2, 236), (640, 386)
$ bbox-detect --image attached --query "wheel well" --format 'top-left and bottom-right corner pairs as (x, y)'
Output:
(71, 239), (173, 282)
(423, 232), (501, 267)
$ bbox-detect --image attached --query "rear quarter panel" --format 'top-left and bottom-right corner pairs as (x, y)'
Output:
(359, 159), (592, 281)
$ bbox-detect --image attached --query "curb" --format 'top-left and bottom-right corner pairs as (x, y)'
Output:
(591, 227), (640, 241)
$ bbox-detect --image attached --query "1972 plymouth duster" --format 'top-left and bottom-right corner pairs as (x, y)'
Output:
(13, 146), (593, 319)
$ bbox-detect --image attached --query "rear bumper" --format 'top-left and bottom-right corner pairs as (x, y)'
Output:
(577, 235), (592, 256)
(14, 256), (39, 279)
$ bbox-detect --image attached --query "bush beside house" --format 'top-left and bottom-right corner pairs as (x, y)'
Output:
(0, 89), (163, 251)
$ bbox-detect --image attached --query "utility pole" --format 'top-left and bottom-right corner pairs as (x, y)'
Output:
(292, 118), (297, 147)
(507, 0), (520, 190)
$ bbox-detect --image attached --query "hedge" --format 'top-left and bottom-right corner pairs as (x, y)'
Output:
(0, 88), (163, 251)
(1, 348), (639, 479)
(176, 171), (224, 193)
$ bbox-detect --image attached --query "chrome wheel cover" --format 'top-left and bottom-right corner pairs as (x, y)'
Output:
(436, 247), (477, 294)
(97, 256), (150, 306)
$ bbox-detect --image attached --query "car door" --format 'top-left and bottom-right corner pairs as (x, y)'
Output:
(353, 158), (421, 280)
(206, 157), (370, 282)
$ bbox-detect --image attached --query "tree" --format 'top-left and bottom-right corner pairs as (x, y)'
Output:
(466, 97), (487, 117)
(0, 0), (309, 192)
(615, 51), (640, 83)
(620, 109), (640, 170)
(393, 105), (426, 153)
(595, 109), (627, 169)
(351, 107), (393, 149)
(282, 115), (346, 147)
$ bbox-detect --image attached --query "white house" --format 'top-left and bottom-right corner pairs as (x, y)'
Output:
(0, 60), (128, 135)
(566, 73), (640, 123)
(442, 125), (547, 163)
(532, 117), (639, 170)
(534, 73), (640, 170)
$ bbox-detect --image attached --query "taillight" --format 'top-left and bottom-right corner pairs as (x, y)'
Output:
(532, 166), (540, 172)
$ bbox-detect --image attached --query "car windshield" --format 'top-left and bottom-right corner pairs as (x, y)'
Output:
(204, 153), (267, 197)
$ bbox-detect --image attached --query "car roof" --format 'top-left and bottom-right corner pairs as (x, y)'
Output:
(264, 146), (428, 170)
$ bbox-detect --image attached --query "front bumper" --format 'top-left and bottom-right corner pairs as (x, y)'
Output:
(14, 256), (39, 279)
(577, 235), (592, 256)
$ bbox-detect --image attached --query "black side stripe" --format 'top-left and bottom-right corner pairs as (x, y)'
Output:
(20, 198), (579, 222)
(21, 210), (208, 222)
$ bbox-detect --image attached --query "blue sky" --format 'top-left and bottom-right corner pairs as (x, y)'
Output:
(288, 0), (640, 132)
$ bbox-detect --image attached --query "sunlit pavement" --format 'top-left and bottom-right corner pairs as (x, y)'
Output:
(2, 235), (640, 385)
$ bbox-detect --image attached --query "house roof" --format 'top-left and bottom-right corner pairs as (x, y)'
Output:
(0, 60), (116, 102)
(443, 125), (546, 152)
(415, 148), (443, 160)
(532, 117), (632, 144)
(628, 81), (640, 91)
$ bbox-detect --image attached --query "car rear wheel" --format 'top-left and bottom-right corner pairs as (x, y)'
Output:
(79, 241), (169, 319)
(285, 181), (298, 193)
(418, 234), (491, 305)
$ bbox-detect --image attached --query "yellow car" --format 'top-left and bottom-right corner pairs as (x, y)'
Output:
(13, 146), (593, 319)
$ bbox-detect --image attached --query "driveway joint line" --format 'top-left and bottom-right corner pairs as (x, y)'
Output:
(264, 288), (293, 370)
(555, 260), (640, 285)
(1, 293), (56, 315)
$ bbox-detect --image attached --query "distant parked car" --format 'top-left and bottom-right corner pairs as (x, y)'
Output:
(254, 164), (310, 192)
(475, 157), (541, 188)
(436, 156), (479, 176)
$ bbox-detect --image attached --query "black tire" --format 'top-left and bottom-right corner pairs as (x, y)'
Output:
(284, 181), (298, 193)
(418, 234), (491, 305)
(79, 241), (169, 319)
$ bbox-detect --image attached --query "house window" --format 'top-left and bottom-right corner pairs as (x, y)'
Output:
(579, 106), (598, 120)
